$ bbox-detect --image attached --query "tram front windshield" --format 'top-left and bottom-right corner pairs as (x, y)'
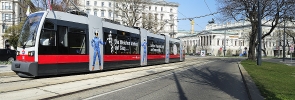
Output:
(17, 12), (44, 48)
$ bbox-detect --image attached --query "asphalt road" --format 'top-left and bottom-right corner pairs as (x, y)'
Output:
(52, 58), (248, 100)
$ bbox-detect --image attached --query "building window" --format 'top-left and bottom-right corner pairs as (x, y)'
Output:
(86, 9), (90, 14)
(86, 1), (90, 6)
(2, 25), (7, 33)
(161, 14), (164, 20)
(161, 7), (163, 12)
(2, 2), (12, 10)
(155, 7), (157, 11)
(109, 2), (111, 7)
(122, 11), (126, 17)
(101, 10), (105, 17)
(142, 5), (146, 10)
(170, 8), (173, 12)
(109, 11), (112, 17)
(94, 1), (97, 6)
(94, 10), (97, 16)
(149, 6), (151, 11)
(170, 15), (174, 20)
(101, 2), (104, 7)
(217, 40), (219, 46)
(2, 13), (12, 22)
(115, 11), (118, 18)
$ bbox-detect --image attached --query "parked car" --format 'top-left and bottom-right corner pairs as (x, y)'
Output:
(0, 49), (16, 62)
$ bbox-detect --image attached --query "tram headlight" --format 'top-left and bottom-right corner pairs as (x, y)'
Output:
(28, 51), (35, 56)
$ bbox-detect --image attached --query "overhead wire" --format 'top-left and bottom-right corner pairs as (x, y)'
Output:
(203, 0), (218, 19)
(176, 11), (220, 20)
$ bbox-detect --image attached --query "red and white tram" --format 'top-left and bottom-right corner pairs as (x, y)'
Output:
(11, 10), (185, 77)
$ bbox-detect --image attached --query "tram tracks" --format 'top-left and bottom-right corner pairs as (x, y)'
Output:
(0, 58), (197, 84)
(0, 58), (207, 99)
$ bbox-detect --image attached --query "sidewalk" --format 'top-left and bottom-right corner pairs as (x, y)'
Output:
(263, 58), (295, 66)
(0, 64), (12, 73)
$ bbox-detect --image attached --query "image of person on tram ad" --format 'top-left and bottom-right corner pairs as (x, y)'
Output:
(141, 39), (147, 65)
(91, 30), (105, 71)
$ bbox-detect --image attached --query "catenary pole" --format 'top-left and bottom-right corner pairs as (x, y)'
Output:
(257, 0), (262, 65)
(283, 16), (286, 62)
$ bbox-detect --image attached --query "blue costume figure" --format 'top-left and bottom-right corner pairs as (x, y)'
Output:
(141, 39), (147, 64)
(91, 31), (105, 71)
(166, 49), (169, 59)
(166, 49), (169, 62)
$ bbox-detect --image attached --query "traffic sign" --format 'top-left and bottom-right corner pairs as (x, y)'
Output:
(201, 50), (206, 57)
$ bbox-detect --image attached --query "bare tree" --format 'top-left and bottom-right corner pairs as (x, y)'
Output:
(116, 0), (164, 34)
(116, 0), (148, 27)
(217, 0), (295, 60)
(286, 30), (295, 44)
(32, 0), (80, 11)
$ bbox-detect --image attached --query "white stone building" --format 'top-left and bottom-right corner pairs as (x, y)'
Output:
(178, 20), (295, 57)
(0, 0), (28, 49)
(77, 0), (178, 37)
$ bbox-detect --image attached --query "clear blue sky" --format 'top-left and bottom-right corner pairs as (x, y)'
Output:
(167, 0), (219, 31)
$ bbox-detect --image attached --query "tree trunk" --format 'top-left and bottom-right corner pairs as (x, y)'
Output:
(247, 23), (258, 60)
(262, 39), (267, 57)
(262, 49), (267, 57)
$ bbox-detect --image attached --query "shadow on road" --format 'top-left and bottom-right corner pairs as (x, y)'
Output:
(170, 58), (248, 100)
(173, 72), (188, 100)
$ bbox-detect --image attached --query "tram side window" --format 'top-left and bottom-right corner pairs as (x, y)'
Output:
(176, 43), (180, 54)
(130, 36), (139, 54)
(147, 37), (164, 55)
(57, 26), (68, 54)
(170, 42), (173, 55)
(104, 32), (117, 54)
(39, 21), (57, 54)
(68, 28), (86, 54)
(40, 21), (55, 46)
(169, 42), (180, 55)
(117, 35), (131, 54)
(39, 30), (56, 46)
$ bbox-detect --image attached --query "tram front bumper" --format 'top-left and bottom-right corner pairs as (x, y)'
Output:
(11, 61), (38, 77)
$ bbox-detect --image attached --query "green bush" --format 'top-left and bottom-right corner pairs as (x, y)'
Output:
(0, 61), (11, 65)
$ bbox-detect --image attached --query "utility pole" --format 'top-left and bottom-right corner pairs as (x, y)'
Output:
(283, 16), (286, 62)
(12, 0), (15, 26)
(223, 24), (227, 57)
(210, 23), (213, 56)
(257, 0), (262, 65)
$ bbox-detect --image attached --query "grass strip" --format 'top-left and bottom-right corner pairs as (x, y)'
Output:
(241, 60), (295, 100)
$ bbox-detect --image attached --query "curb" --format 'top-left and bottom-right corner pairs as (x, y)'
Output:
(0, 64), (15, 76)
(0, 72), (15, 76)
(237, 62), (264, 100)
